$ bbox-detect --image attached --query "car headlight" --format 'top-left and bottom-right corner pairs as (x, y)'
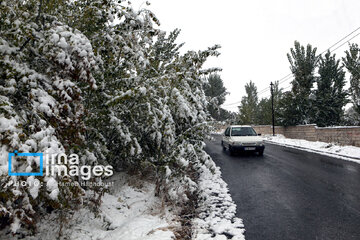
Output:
(256, 141), (264, 146)
(231, 142), (242, 146)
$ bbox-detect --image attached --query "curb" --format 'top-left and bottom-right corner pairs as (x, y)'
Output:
(264, 140), (360, 163)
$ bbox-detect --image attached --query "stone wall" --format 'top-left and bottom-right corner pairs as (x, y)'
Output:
(252, 125), (360, 147)
(251, 125), (285, 136)
(315, 126), (360, 147)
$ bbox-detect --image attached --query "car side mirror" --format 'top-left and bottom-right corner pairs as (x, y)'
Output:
(258, 133), (262, 136)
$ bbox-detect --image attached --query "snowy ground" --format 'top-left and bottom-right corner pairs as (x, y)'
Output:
(1, 152), (246, 240)
(265, 135), (360, 164)
(211, 129), (225, 135)
(193, 168), (245, 240)
(1, 173), (179, 240)
(193, 149), (245, 240)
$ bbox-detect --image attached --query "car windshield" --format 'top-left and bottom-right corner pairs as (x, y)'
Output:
(231, 127), (257, 136)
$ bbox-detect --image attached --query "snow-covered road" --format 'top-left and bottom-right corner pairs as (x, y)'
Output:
(265, 135), (360, 164)
(206, 135), (360, 240)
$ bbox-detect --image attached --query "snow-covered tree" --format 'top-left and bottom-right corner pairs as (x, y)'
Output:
(237, 80), (258, 124)
(203, 74), (229, 121)
(344, 106), (360, 125)
(0, 0), (221, 235)
(343, 43), (360, 123)
(0, 0), (100, 234)
(314, 51), (347, 127)
(256, 81), (283, 125)
(283, 41), (318, 125)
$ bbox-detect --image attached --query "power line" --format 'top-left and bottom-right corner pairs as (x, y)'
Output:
(223, 26), (360, 108)
(258, 87), (270, 96)
(278, 74), (293, 85)
(261, 84), (292, 100)
(261, 26), (360, 90)
(258, 26), (360, 96)
(328, 32), (360, 53)
(258, 74), (293, 97)
(259, 74), (294, 96)
(222, 99), (243, 107)
(319, 26), (360, 55)
(283, 85), (292, 91)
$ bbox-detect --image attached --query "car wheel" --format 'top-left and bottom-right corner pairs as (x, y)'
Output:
(258, 150), (264, 156)
(229, 146), (234, 156)
(221, 141), (226, 151)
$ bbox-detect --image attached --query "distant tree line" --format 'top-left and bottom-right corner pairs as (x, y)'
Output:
(236, 41), (360, 127)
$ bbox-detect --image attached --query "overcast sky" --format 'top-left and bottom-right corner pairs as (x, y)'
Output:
(133, 0), (360, 112)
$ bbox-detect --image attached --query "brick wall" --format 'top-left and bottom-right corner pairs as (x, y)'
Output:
(283, 125), (317, 142)
(316, 127), (360, 147)
(251, 125), (285, 136)
(252, 125), (360, 147)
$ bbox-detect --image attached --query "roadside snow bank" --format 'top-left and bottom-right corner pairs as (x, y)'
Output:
(265, 135), (360, 164)
(2, 173), (178, 240)
(210, 129), (225, 135)
(193, 152), (245, 240)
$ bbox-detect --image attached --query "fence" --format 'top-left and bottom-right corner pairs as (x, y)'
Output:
(252, 125), (360, 147)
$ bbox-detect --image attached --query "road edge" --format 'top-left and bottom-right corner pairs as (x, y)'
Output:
(264, 140), (360, 164)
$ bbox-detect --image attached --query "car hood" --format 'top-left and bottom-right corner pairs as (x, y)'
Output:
(229, 136), (263, 142)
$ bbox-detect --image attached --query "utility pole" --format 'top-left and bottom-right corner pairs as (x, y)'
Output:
(270, 82), (275, 136)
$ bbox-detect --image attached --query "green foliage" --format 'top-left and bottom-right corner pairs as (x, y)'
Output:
(287, 41), (318, 94)
(0, 0), (220, 234)
(236, 41), (356, 127)
(256, 81), (283, 125)
(281, 41), (318, 125)
(0, 0), (93, 233)
(344, 106), (360, 125)
(314, 51), (347, 127)
(204, 74), (227, 105)
(278, 91), (299, 126)
(203, 74), (230, 121)
(237, 80), (258, 124)
(256, 98), (272, 125)
(343, 43), (360, 121)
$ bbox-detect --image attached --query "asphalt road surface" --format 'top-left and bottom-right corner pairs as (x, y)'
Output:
(205, 135), (360, 240)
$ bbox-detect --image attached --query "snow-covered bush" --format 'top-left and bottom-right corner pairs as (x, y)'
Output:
(344, 106), (360, 126)
(0, 0), (99, 234)
(0, 0), (221, 236)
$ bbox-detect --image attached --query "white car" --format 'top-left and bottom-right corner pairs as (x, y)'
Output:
(221, 125), (265, 156)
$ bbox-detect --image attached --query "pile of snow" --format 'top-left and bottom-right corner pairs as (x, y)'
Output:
(193, 154), (245, 240)
(265, 135), (360, 164)
(1, 173), (178, 240)
(210, 129), (225, 135)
